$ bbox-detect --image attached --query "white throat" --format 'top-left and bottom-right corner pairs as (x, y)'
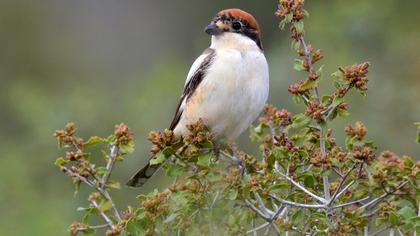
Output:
(210, 32), (260, 51)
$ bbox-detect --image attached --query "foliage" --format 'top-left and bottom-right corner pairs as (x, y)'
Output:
(55, 1), (419, 235)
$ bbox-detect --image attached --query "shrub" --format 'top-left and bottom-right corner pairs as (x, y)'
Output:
(55, 1), (419, 235)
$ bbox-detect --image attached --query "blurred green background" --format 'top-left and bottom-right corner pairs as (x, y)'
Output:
(0, 0), (419, 235)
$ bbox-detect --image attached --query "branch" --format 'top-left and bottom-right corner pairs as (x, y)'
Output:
(333, 196), (370, 209)
(254, 191), (275, 216)
(61, 166), (94, 187)
(361, 181), (409, 209)
(90, 199), (115, 228)
(77, 224), (109, 232)
(247, 222), (270, 235)
(299, 36), (319, 101)
(62, 155), (122, 221)
(101, 143), (118, 188)
(269, 193), (326, 209)
(328, 164), (358, 205)
(244, 198), (270, 220)
(274, 166), (327, 204)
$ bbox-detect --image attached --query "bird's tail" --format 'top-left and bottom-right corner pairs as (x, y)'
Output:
(126, 160), (161, 187)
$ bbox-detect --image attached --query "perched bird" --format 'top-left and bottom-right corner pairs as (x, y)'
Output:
(127, 8), (269, 187)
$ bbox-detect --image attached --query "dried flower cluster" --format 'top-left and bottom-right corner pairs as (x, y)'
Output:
(54, 122), (83, 148)
(339, 62), (370, 91)
(114, 123), (134, 145)
(275, 0), (305, 22)
(148, 129), (174, 154)
(260, 104), (292, 127)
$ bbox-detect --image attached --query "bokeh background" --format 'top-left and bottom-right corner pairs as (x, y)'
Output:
(0, 0), (419, 235)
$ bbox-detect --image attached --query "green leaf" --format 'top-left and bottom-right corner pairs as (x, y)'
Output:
(291, 40), (301, 51)
(291, 114), (311, 129)
(162, 147), (175, 157)
(375, 217), (387, 226)
(253, 123), (264, 134)
(197, 152), (212, 166)
(292, 94), (302, 104)
(279, 13), (294, 30)
(136, 194), (147, 201)
(291, 209), (304, 226)
(149, 151), (166, 165)
(389, 211), (399, 226)
(120, 142), (135, 154)
(398, 207), (416, 220)
(74, 180), (81, 195)
(81, 212), (90, 225)
(165, 163), (183, 177)
(331, 96), (344, 108)
(417, 132), (420, 144)
(99, 200), (113, 212)
(403, 156), (414, 168)
(227, 189), (238, 200)
(272, 147), (287, 159)
(293, 59), (305, 71)
(81, 228), (96, 235)
(321, 95), (332, 103)
(303, 173), (316, 188)
(125, 219), (144, 235)
(206, 171), (223, 182)
(106, 180), (121, 189)
(95, 166), (108, 176)
(83, 136), (104, 147)
(54, 157), (68, 167)
(298, 79), (315, 91)
(320, 169), (331, 177)
(294, 21), (304, 34)
(337, 109), (349, 118)
(313, 232), (327, 236)
(331, 71), (344, 80)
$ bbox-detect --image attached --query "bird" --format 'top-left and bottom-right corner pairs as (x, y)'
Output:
(127, 8), (269, 187)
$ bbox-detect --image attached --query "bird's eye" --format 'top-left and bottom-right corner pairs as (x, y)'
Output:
(231, 21), (242, 30)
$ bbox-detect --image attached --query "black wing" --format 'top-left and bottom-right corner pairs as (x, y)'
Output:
(126, 48), (215, 188)
(169, 48), (215, 130)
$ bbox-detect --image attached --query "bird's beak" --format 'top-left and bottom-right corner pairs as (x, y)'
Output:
(204, 22), (224, 36)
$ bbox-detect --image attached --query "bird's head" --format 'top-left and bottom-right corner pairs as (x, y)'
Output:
(205, 9), (262, 50)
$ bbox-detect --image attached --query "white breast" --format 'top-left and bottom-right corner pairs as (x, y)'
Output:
(173, 33), (269, 141)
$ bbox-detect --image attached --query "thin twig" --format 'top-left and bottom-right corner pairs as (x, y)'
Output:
(368, 227), (386, 236)
(274, 167), (327, 204)
(334, 180), (355, 200)
(361, 181), (408, 209)
(244, 199), (270, 220)
(63, 161), (122, 221)
(271, 223), (281, 236)
(77, 224), (109, 232)
(101, 143), (118, 188)
(90, 199), (115, 228)
(210, 190), (221, 209)
(254, 192), (274, 215)
(328, 164), (358, 205)
(332, 167), (344, 179)
(269, 193), (325, 209)
(299, 36), (319, 101)
(98, 189), (122, 221)
(61, 166), (94, 187)
(333, 196), (370, 209)
(247, 222), (270, 235)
